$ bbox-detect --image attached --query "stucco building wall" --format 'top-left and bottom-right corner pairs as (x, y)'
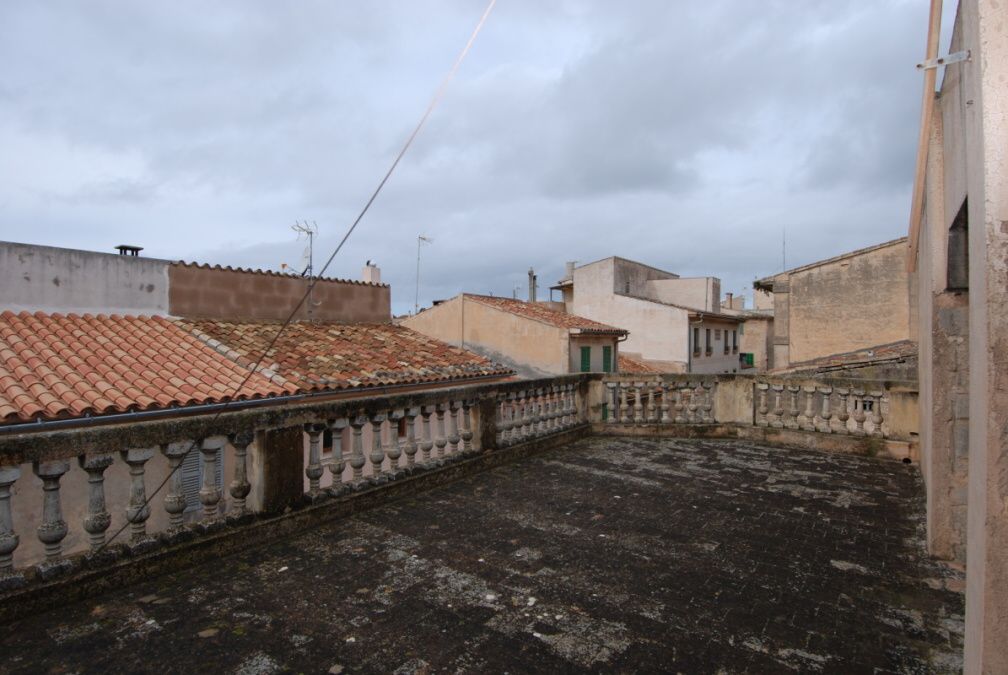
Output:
(643, 278), (720, 312)
(403, 296), (570, 375)
(740, 317), (773, 372)
(168, 264), (390, 323)
(760, 239), (915, 369)
(0, 241), (170, 315)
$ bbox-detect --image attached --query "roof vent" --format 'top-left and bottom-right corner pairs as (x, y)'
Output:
(115, 245), (143, 257)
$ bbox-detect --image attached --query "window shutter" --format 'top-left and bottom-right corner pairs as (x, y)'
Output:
(602, 346), (612, 373)
(580, 346), (591, 372)
(181, 445), (223, 515)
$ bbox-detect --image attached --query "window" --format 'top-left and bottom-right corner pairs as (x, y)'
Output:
(624, 281), (631, 294)
(715, 330), (721, 341)
(693, 327), (700, 356)
(732, 330), (738, 354)
(705, 329), (712, 355)
(602, 345), (613, 373)
(947, 197), (969, 291)
(724, 331), (730, 354)
(580, 346), (592, 372)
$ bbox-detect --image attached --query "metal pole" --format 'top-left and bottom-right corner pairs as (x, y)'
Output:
(415, 236), (422, 315)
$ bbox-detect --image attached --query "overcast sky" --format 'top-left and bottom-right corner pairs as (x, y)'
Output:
(0, 1), (956, 315)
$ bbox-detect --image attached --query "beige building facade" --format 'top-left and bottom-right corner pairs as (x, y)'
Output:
(754, 238), (917, 371)
(402, 294), (627, 378)
(553, 257), (743, 374)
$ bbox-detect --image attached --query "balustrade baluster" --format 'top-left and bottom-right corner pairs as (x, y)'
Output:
(0, 467), (21, 579)
(660, 383), (670, 423)
(786, 386), (801, 429)
(620, 384), (630, 423)
(79, 453), (114, 552)
(801, 387), (817, 431)
(402, 409), (419, 469)
(161, 442), (188, 531)
(229, 430), (255, 514)
(633, 384), (644, 423)
(531, 390), (543, 435)
(771, 385), (785, 428)
(871, 392), (885, 437)
(447, 402), (461, 454)
(304, 424), (326, 500)
(756, 383), (770, 426)
(370, 414), (388, 481)
(420, 407), (434, 464)
(120, 448), (154, 545)
(461, 400), (475, 453)
(200, 438), (225, 520)
(350, 415), (368, 486)
(433, 405), (448, 462)
(702, 382), (714, 422)
(687, 385), (699, 423)
(852, 389), (867, 435)
(568, 383), (578, 425)
(674, 386), (686, 423)
(386, 410), (403, 475)
(327, 419), (348, 494)
(835, 388), (851, 434)
(818, 387), (833, 434)
(496, 396), (508, 447)
(33, 460), (70, 566)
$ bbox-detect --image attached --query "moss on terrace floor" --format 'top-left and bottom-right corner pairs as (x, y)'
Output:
(1, 438), (963, 674)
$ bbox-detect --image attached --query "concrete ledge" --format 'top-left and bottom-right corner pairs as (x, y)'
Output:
(0, 424), (590, 624)
(592, 423), (915, 462)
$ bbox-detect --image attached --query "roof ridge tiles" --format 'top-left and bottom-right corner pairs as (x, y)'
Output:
(171, 260), (389, 288)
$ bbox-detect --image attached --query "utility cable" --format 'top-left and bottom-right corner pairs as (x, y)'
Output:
(96, 0), (498, 553)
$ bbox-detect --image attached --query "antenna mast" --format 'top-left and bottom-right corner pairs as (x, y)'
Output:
(292, 220), (319, 319)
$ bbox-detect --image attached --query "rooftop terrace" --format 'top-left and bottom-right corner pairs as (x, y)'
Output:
(1, 436), (963, 673)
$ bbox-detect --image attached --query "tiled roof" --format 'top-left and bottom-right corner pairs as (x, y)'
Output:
(781, 340), (918, 374)
(178, 319), (512, 390)
(171, 261), (388, 287)
(0, 311), (292, 424)
(618, 354), (665, 374)
(464, 295), (626, 334)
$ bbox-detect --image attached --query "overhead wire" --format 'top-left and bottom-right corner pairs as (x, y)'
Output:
(95, 0), (498, 553)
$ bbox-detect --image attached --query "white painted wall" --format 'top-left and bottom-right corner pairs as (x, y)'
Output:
(643, 277), (721, 311)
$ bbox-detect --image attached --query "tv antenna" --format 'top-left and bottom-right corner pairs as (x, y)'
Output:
(293, 221), (320, 317)
(415, 234), (433, 314)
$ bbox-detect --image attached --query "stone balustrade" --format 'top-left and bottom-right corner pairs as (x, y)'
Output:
(0, 376), (589, 582)
(0, 370), (916, 591)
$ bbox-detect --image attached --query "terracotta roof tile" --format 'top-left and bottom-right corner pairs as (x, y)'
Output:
(0, 311), (290, 425)
(177, 319), (512, 392)
(618, 354), (665, 374)
(171, 261), (388, 288)
(463, 295), (627, 334)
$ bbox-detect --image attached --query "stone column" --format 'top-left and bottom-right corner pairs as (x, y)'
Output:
(32, 460), (70, 564)
(461, 401), (475, 453)
(818, 387), (833, 434)
(120, 448), (155, 544)
(200, 438), (225, 520)
(78, 453), (114, 552)
(770, 385), (784, 428)
(851, 390), (867, 436)
(327, 419), (348, 493)
(403, 409), (419, 469)
(304, 424), (326, 500)
(0, 467), (21, 577)
(386, 410), (403, 476)
(786, 386), (801, 429)
(835, 388), (850, 434)
(801, 387), (817, 431)
(349, 415), (368, 487)
(869, 392), (884, 437)
(419, 407), (434, 464)
(369, 413), (388, 482)
(447, 402), (461, 454)
(228, 431), (255, 515)
(161, 442), (189, 531)
(433, 405), (448, 462)
(756, 383), (770, 427)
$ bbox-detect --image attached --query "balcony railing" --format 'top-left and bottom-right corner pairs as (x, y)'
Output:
(0, 371), (918, 601)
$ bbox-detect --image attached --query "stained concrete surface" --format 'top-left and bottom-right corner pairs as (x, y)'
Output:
(0, 438), (963, 673)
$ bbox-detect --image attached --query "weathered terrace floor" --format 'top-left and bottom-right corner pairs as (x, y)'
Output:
(1, 438), (964, 673)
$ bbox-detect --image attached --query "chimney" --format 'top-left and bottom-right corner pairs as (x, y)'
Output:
(363, 261), (381, 284)
(528, 267), (537, 303)
(725, 292), (733, 308)
(115, 244), (143, 257)
(564, 261), (575, 280)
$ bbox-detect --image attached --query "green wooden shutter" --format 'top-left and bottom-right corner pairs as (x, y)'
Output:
(580, 346), (592, 372)
(602, 346), (613, 373)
